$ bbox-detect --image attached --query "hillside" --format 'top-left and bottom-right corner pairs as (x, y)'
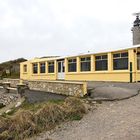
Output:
(0, 58), (27, 79)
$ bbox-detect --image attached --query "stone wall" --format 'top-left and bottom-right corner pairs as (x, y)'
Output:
(3, 78), (20, 87)
(23, 80), (87, 97)
(1, 79), (87, 97)
(0, 92), (19, 105)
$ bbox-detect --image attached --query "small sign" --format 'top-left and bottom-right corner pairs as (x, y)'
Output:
(6, 69), (10, 74)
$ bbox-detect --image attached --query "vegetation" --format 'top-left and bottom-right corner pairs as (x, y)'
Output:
(0, 103), (5, 109)
(0, 58), (27, 79)
(0, 97), (87, 140)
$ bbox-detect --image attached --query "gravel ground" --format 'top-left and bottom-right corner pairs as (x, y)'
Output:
(32, 93), (140, 140)
(87, 81), (140, 90)
(88, 82), (140, 101)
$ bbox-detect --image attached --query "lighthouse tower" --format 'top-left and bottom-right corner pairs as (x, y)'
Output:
(132, 13), (140, 45)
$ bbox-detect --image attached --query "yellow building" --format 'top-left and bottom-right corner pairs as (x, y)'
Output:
(20, 45), (140, 82)
(20, 15), (140, 83)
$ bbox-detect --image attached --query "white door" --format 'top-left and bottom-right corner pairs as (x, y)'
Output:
(57, 60), (65, 80)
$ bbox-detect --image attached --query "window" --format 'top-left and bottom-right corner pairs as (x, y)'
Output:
(40, 62), (46, 73)
(48, 61), (54, 73)
(33, 63), (38, 74)
(68, 58), (77, 72)
(95, 55), (108, 71)
(23, 64), (27, 72)
(80, 57), (91, 71)
(113, 52), (128, 70)
(58, 61), (65, 72)
(137, 52), (140, 70)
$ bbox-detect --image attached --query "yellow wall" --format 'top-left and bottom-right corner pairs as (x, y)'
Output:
(20, 58), (57, 81)
(65, 72), (130, 82)
(20, 47), (140, 82)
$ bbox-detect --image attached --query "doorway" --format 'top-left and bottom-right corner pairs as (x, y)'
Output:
(57, 60), (65, 80)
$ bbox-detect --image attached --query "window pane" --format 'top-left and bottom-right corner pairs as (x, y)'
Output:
(48, 62), (54, 73)
(48, 66), (54, 73)
(68, 59), (77, 72)
(73, 59), (76, 62)
(23, 65), (27, 72)
(68, 63), (76, 72)
(68, 59), (72, 63)
(33, 63), (38, 74)
(81, 58), (85, 61)
(81, 62), (91, 71)
(95, 60), (108, 71)
(86, 57), (91, 61)
(80, 57), (91, 71)
(121, 52), (128, 57)
(58, 62), (61, 72)
(113, 53), (120, 58)
(40, 63), (46, 73)
(113, 58), (128, 70)
(102, 55), (107, 59)
(137, 54), (140, 70)
(95, 56), (101, 60)
(62, 62), (65, 72)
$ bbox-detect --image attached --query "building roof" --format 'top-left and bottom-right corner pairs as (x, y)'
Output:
(21, 44), (140, 64)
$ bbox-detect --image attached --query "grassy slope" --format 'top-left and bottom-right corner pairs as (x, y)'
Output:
(0, 97), (88, 140)
(0, 58), (27, 79)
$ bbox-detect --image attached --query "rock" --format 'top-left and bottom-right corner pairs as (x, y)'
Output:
(92, 101), (97, 104)
(0, 93), (19, 106)
(5, 109), (11, 114)
(15, 102), (21, 107)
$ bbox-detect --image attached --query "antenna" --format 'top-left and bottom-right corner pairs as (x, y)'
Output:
(133, 12), (140, 17)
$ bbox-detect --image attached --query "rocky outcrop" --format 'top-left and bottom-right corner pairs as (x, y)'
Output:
(0, 93), (19, 105)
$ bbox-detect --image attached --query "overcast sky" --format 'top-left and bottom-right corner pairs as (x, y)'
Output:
(0, 0), (140, 62)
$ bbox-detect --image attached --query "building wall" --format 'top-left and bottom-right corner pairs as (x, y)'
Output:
(20, 47), (140, 82)
(65, 72), (130, 82)
(20, 59), (57, 80)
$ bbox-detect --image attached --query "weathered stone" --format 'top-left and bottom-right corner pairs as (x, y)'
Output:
(2, 82), (10, 93)
(17, 84), (27, 97)
(15, 102), (21, 107)
(0, 93), (18, 106)
(5, 109), (11, 114)
(1, 79), (87, 97)
(24, 80), (87, 97)
(3, 78), (20, 87)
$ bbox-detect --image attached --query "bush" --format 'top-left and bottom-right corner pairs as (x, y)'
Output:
(0, 97), (87, 139)
(8, 110), (36, 139)
(64, 97), (87, 120)
(0, 117), (11, 139)
(34, 103), (66, 131)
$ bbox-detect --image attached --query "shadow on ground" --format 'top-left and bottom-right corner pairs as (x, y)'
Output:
(23, 90), (67, 103)
(88, 82), (140, 101)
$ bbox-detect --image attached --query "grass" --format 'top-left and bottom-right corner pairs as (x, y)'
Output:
(0, 97), (87, 140)
(0, 103), (5, 109)
(69, 114), (82, 120)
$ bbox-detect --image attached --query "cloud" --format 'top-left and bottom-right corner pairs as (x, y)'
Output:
(0, 0), (139, 62)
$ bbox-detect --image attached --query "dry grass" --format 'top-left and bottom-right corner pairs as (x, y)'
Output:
(0, 97), (88, 140)
(35, 103), (66, 131)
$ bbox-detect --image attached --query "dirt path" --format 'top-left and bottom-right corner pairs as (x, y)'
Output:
(34, 93), (140, 140)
